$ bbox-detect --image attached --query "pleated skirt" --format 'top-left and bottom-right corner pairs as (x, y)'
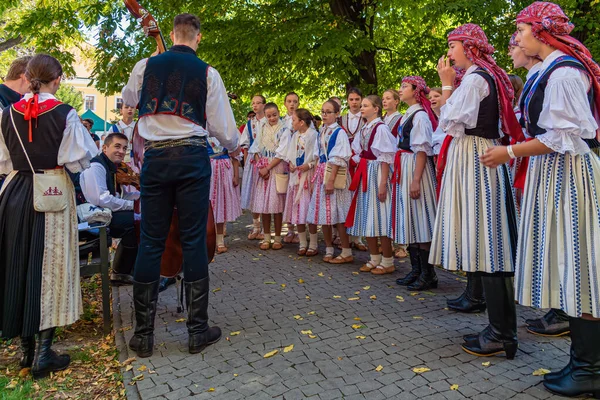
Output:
(283, 169), (314, 225)
(515, 151), (600, 318)
(251, 159), (286, 214)
(306, 164), (352, 225)
(210, 158), (242, 224)
(346, 160), (393, 238)
(392, 153), (437, 244)
(241, 160), (259, 210)
(429, 135), (518, 273)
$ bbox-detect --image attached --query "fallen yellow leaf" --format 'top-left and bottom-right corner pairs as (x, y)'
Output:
(413, 367), (431, 374)
(263, 350), (279, 358)
(293, 315), (303, 320)
(298, 279), (305, 284)
(533, 368), (551, 376)
(137, 365), (147, 371)
(264, 281), (276, 284)
(333, 295), (341, 299)
(354, 291), (361, 295)
(307, 311), (315, 315)
(284, 344), (294, 353)
(175, 318), (186, 323)
(305, 296), (310, 299)
(301, 330), (313, 335)
(413, 316), (423, 319)
(348, 297), (360, 301)
(375, 365), (384, 372)
(212, 287), (221, 293)
(450, 384), (459, 390)
(252, 258), (260, 261)
(230, 331), (241, 336)
(125, 365), (133, 372)
(352, 271), (359, 275)
(351, 324), (364, 329)
(317, 272), (324, 277)
(410, 292), (419, 296)
(233, 373), (238, 377)
(482, 361), (491, 367)
(363, 286), (371, 290)
(281, 284), (286, 288)
(5, 379), (18, 389)
(308, 335), (317, 339)
(418, 298), (425, 301)
(208, 388), (215, 392)
(354, 317), (361, 321)
(122, 357), (136, 366)
(356, 335), (366, 339)
(131, 374), (144, 382)
(370, 295), (377, 300)
(396, 296), (405, 302)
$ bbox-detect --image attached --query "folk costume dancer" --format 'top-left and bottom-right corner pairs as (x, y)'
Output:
(282, 92), (301, 244)
(208, 136), (242, 254)
(282, 109), (319, 256)
(307, 100), (353, 264)
(0, 54), (98, 378)
(393, 76), (438, 291)
(346, 95), (397, 275)
(240, 95), (266, 240)
(249, 102), (289, 250)
(431, 24), (524, 359)
(483, 3), (600, 396)
(122, 14), (240, 358)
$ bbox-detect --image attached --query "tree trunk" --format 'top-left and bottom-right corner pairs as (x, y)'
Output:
(0, 36), (23, 53)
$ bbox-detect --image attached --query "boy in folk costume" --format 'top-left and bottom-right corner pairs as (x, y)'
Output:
(432, 24), (523, 359)
(240, 95), (267, 240)
(393, 77), (438, 291)
(307, 100), (353, 263)
(249, 102), (289, 250)
(346, 95), (397, 275)
(482, 3), (600, 396)
(281, 109), (319, 256)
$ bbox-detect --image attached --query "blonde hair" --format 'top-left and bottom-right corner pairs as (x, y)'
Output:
(364, 95), (383, 118)
(383, 89), (400, 111)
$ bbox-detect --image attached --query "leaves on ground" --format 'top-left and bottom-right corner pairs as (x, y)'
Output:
(293, 315), (303, 320)
(450, 384), (459, 390)
(212, 287), (221, 293)
(317, 272), (324, 277)
(375, 365), (384, 372)
(298, 279), (305, 284)
(348, 297), (360, 301)
(263, 350), (279, 358)
(356, 335), (366, 339)
(363, 286), (371, 290)
(284, 344), (294, 353)
(333, 295), (341, 299)
(482, 361), (491, 367)
(351, 324), (364, 329)
(396, 296), (405, 302)
(264, 281), (276, 284)
(370, 295), (377, 300)
(175, 318), (186, 323)
(230, 331), (241, 336)
(308, 335), (317, 339)
(533, 368), (551, 376)
(413, 367), (431, 373)
(301, 330), (313, 335)
(352, 271), (359, 275)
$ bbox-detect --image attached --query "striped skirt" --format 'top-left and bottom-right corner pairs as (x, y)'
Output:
(429, 135), (518, 273)
(283, 169), (314, 225)
(210, 158), (242, 224)
(392, 153), (437, 244)
(515, 152), (600, 318)
(251, 159), (287, 214)
(346, 160), (393, 238)
(241, 159), (259, 210)
(307, 163), (352, 225)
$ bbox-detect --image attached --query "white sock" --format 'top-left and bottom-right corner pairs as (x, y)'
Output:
(298, 231), (307, 248)
(274, 235), (282, 243)
(381, 256), (394, 267)
(216, 234), (224, 247)
(263, 233), (271, 243)
(309, 233), (318, 250)
(370, 254), (382, 265)
(253, 218), (260, 230)
(325, 246), (334, 256)
(341, 248), (353, 258)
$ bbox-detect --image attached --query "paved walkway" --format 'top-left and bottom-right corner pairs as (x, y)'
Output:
(114, 214), (573, 400)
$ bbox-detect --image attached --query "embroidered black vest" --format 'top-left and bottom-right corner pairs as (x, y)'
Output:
(0, 84), (21, 111)
(138, 45), (209, 127)
(1, 100), (71, 171)
(398, 110), (425, 152)
(90, 152), (118, 196)
(465, 69), (501, 140)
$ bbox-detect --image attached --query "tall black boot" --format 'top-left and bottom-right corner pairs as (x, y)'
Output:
(19, 336), (35, 368)
(110, 244), (137, 285)
(128, 280), (160, 358)
(543, 317), (600, 398)
(407, 248), (438, 291)
(462, 275), (518, 359)
(185, 277), (222, 354)
(526, 308), (570, 337)
(396, 245), (421, 286)
(31, 328), (70, 379)
(447, 273), (487, 313)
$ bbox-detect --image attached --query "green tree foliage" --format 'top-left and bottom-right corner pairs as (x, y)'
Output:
(55, 83), (84, 112)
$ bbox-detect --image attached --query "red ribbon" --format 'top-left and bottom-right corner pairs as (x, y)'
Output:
(391, 149), (412, 184)
(512, 138), (534, 191)
(435, 135), (454, 200)
(345, 158), (369, 228)
(24, 94), (40, 143)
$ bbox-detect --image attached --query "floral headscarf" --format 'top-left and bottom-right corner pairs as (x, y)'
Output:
(402, 76), (438, 130)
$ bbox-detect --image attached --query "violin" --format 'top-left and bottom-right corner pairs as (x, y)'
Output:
(116, 162), (140, 190)
(123, 0), (216, 277)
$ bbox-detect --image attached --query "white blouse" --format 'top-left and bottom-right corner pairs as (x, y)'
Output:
(319, 122), (352, 167)
(432, 126), (446, 155)
(533, 50), (598, 155)
(249, 121), (290, 160)
(0, 93), (98, 175)
(240, 116), (266, 149)
(351, 118), (396, 164)
(400, 104), (434, 155)
(279, 127), (319, 167)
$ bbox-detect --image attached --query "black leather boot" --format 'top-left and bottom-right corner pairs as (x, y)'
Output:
(31, 328), (70, 379)
(462, 275), (518, 359)
(407, 248), (438, 291)
(185, 277), (222, 354)
(396, 246), (421, 286)
(543, 317), (600, 398)
(128, 280), (159, 358)
(20, 336), (35, 368)
(526, 308), (570, 337)
(110, 244), (137, 285)
(447, 272), (486, 313)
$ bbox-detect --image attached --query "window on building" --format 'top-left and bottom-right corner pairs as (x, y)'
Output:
(84, 95), (96, 111)
(115, 97), (123, 111)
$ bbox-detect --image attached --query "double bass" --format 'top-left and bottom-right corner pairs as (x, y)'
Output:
(122, 0), (216, 278)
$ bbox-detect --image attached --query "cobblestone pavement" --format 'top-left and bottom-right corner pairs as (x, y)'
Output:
(114, 214), (574, 400)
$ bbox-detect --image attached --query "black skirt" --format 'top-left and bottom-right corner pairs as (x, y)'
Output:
(0, 172), (45, 338)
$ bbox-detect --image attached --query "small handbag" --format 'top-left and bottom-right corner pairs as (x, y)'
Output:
(275, 172), (289, 194)
(10, 108), (69, 213)
(324, 164), (347, 190)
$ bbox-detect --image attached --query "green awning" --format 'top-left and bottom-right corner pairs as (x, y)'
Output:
(80, 109), (108, 133)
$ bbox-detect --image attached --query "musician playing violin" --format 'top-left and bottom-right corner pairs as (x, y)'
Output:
(122, 13), (240, 358)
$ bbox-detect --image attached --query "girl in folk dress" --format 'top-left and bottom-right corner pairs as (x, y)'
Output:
(482, 3), (600, 397)
(282, 109), (320, 256)
(240, 95), (267, 240)
(283, 92), (300, 244)
(393, 76), (438, 291)
(307, 100), (353, 264)
(346, 95), (397, 275)
(432, 24), (524, 359)
(429, 88), (445, 156)
(249, 103), (289, 250)
(382, 89), (402, 137)
(208, 137), (242, 254)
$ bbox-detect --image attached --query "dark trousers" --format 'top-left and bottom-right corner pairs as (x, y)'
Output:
(133, 145), (211, 283)
(110, 210), (136, 247)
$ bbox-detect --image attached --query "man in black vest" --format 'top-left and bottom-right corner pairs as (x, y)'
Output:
(122, 13), (240, 358)
(80, 133), (139, 285)
(0, 56), (31, 111)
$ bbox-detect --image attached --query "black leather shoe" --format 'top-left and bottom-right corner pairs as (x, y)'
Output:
(32, 329), (70, 379)
(462, 325), (518, 360)
(447, 273), (486, 313)
(129, 280), (160, 358)
(407, 249), (438, 291)
(20, 336), (35, 368)
(110, 244), (137, 286)
(396, 246), (421, 286)
(185, 278), (222, 354)
(526, 309), (570, 337)
(159, 277), (177, 293)
(543, 318), (600, 398)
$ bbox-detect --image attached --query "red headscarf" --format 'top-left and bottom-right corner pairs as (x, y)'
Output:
(509, 32), (519, 48)
(516, 1), (600, 127)
(402, 76), (439, 131)
(448, 24), (525, 143)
